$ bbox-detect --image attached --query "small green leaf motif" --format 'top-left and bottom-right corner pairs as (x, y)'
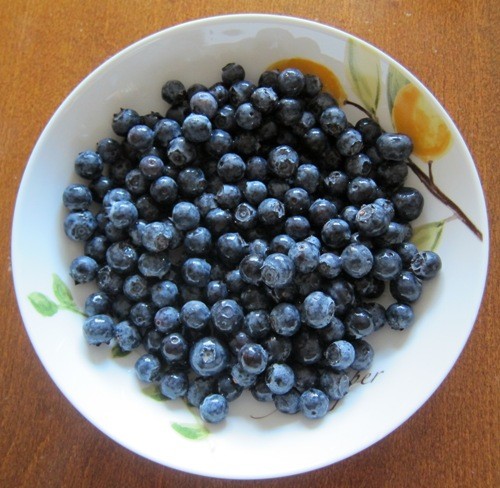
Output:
(387, 64), (410, 117)
(346, 38), (381, 116)
(52, 273), (75, 308)
(142, 384), (167, 402)
(411, 220), (445, 251)
(28, 292), (59, 317)
(171, 422), (209, 440)
(111, 344), (131, 358)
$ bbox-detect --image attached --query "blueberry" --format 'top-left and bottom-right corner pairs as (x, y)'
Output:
(170, 201), (200, 231)
(96, 265), (124, 295)
(113, 320), (142, 352)
(269, 303), (301, 337)
(231, 363), (257, 388)
(64, 210), (97, 241)
(74, 150), (104, 180)
(107, 200), (138, 230)
(303, 127), (328, 153)
(154, 118), (182, 147)
(263, 334), (293, 363)
(284, 188), (311, 215)
(319, 106), (347, 136)
(375, 160), (409, 190)
(235, 102), (262, 130)
(250, 378), (274, 402)
(161, 79), (186, 104)
(390, 270), (423, 303)
(189, 336), (228, 377)
(345, 307), (375, 339)
(410, 251), (442, 280)
(160, 371), (189, 400)
(292, 329), (323, 365)
(84, 291), (111, 316)
(228, 79), (255, 106)
(391, 187), (424, 221)
(274, 389), (301, 414)
(299, 388), (329, 419)
(149, 176), (178, 205)
(181, 258), (211, 288)
(129, 302), (154, 328)
(317, 252), (343, 279)
(199, 393), (229, 424)
(217, 153), (246, 183)
(261, 253), (295, 288)
(386, 303), (415, 330)
(275, 98), (303, 126)
(349, 339), (375, 371)
(258, 198), (286, 226)
(320, 370), (350, 401)
(126, 124), (154, 151)
(63, 184), (93, 211)
(302, 291), (336, 329)
(362, 302), (386, 331)
(265, 362), (295, 395)
(288, 241), (320, 274)
(238, 343), (268, 375)
(161, 332), (188, 363)
(347, 177), (379, 205)
(376, 132), (413, 161)
(284, 216), (311, 241)
(216, 232), (247, 264)
(395, 242), (419, 268)
(216, 184), (241, 210)
(268, 145), (299, 178)
(211, 299), (244, 334)
(137, 251), (170, 279)
(82, 314), (114, 345)
(154, 306), (180, 333)
(341, 243), (374, 279)
(180, 300), (211, 330)
(111, 294), (133, 320)
(234, 202), (258, 230)
(69, 255), (98, 284)
(316, 316), (345, 345)
(250, 86), (278, 113)
(186, 376), (216, 407)
(324, 340), (355, 371)
(205, 129), (233, 157)
(89, 176), (114, 203)
(372, 248), (403, 280)
(221, 63), (245, 85)
(277, 68), (305, 96)
(141, 221), (172, 252)
(217, 374), (243, 402)
(135, 354), (161, 383)
(150, 280), (179, 308)
(206, 280), (228, 305)
(183, 228), (211, 257)
(353, 274), (385, 299)
(295, 163), (320, 194)
(167, 137), (197, 167)
(238, 253), (263, 285)
(245, 156), (268, 181)
(267, 178), (291, 200)
(309, 199), (338, 228)
(243, 310), (271, 339)
(242, 180), (268, 206)
(182, 113), (212, 143)
(336, 128), (364, 157)
(213, 104), (237, 132)
(321, 218), (351, 249)
(96, 137), (122, 164)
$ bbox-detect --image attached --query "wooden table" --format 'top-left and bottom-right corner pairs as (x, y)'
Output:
(1, 1), (498, 487)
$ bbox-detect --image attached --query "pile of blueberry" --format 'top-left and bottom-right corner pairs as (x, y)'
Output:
(62, 63), (441, 423)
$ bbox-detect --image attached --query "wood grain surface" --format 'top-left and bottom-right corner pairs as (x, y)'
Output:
(1, 1), (498, 487)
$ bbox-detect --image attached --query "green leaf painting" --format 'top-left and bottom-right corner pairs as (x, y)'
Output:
(28, 273), (85, 317)
(111, 344), (131, 358)
(411, 220), (445, 251)
(28, 292), (59, 317)
(346, 38), (381, 116)
(387, 64), (410, 116)
(171, 422), (209, 440)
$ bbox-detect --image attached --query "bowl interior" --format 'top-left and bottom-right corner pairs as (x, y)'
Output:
(11, 14), (489, 479)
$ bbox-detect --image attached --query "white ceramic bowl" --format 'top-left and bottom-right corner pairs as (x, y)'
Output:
(11, 14), (489, 479)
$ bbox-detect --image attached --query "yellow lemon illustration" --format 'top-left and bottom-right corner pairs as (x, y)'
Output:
(392, 83), (452, 161)
(267, 58), (347, 105)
